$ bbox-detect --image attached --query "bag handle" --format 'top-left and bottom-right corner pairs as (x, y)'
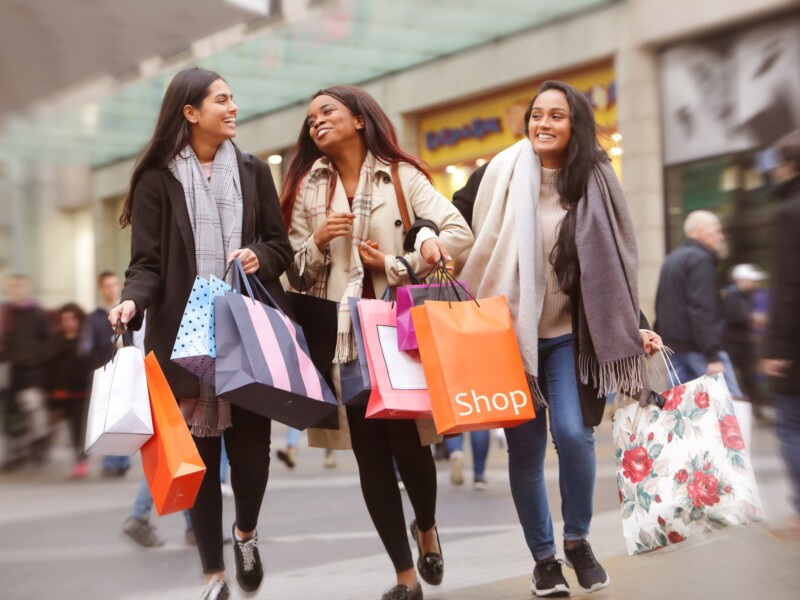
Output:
(391, 163), (412, 233)
(432, 257), (478, 307)
(395, 256), (422, 285)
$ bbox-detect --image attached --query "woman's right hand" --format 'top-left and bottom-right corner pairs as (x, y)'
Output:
(108, 300), (137, 333)
(313, 212), (355, 251)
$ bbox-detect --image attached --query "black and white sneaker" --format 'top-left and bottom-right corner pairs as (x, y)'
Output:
(231, 523), (264, 596)
(564, 540), (610, 593)
(531, 556), (570, 597)
(200, 576), (230, 600)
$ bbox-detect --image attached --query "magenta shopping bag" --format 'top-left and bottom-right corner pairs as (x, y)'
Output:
(396, 281), (470, 350)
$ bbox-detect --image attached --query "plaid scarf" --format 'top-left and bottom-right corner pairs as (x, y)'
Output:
(169, 140), (242, 437)
(304, 153), (376, 363)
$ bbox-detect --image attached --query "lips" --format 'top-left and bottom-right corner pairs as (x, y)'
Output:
(316, 127), (332, 140)
(536, 133), (555, 141)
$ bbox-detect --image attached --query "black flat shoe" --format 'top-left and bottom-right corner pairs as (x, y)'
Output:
(381, 583), (423, 600)
(409, 520), (443, 586)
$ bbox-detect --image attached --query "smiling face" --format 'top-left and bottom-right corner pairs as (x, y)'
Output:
(528, 89), (573, 168)
(184, 78), (238, 145)
(306, 94), (365, 154)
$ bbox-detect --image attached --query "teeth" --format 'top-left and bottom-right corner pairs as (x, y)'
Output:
(538, 133), (554, 140)
(317, 128), (331, 139)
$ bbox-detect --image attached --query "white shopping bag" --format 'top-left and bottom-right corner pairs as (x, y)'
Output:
(84, 346), (154, 455)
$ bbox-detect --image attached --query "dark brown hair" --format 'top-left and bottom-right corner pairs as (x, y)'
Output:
(524, 80), (607, 296)
(280, 85), (431, 228)
(119, 67), (224, 228)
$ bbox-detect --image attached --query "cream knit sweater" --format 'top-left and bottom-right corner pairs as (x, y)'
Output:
(538, 167), (572, 338)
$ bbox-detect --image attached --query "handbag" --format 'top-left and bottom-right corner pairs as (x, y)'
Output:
(612, 350), (764, 554)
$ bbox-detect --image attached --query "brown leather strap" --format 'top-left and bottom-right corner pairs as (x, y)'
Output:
(391, 162), (412, 232)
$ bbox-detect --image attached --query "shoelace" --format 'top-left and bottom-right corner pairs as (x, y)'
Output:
(238, 537), (258, 571)
(201, 577), (226, 600)
(567, 542), (596, 569)
(540, 558), (564, 576)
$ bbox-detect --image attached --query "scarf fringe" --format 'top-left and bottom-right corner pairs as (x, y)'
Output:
(334, 331), (358, 364)
(579, 352), (649, 398)
(526, 373), (549, 411)
(179, 396), (232, 438)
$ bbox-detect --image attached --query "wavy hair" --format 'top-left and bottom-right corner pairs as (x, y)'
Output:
(119, 67), (224, 228)
(280, 85), (431, 228)
(524, 80), (608, 296)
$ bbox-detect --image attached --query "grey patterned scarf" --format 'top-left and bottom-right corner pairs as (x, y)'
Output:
(169, 140), (242, 436)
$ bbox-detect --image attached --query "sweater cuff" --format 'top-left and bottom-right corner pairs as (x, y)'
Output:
(413, 227), (438, 254)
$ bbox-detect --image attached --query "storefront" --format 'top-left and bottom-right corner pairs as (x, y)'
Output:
(416, 60), (619, 200)
(659, 12), (800, 269)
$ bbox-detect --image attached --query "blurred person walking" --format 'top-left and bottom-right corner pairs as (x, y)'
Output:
(445, 431), (490, 490)
(723, 264), (769, 413)
(282, 85), (473, 600)
(108, 67), (293, 600)
(763, 130), (800, 539)
(0, 274), (53, 468)
(47, 303), (92, 478)
(654, 211), (750, 450)
(275, 427), (337, 469)
(84, 271), (132, 477)
(453, 80), (661, 597)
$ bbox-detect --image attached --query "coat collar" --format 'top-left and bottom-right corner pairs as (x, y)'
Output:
(163, 144), (255, 278)
(308, 155), (393, 179)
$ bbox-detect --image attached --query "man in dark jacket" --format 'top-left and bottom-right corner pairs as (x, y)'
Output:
(0, 274), (53, 467)
(763, 130), (800, 537)
(654, 211), (748, 441)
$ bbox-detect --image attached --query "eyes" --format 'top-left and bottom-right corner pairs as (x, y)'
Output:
(307, 106), (335, 128)
(531, 112), (566, 121)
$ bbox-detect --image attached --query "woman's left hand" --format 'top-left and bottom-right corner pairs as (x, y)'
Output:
(359, 241), (385, 271)
(640, 329), (662, 355)
(420, 238), (452, 265)
(228, 248), (260, 275)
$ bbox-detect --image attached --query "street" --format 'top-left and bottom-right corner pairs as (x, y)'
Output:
(1, 419), (798, 600)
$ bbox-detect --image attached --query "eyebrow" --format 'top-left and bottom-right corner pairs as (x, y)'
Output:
(215, 93), (232, 101)
(532, 106), (568, 112)
(307, 103), (335, 119)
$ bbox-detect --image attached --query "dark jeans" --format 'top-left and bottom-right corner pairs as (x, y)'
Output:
(189, 404), (272, 574)
(347, 405), (437, 572)
(774, 395), (800, 516)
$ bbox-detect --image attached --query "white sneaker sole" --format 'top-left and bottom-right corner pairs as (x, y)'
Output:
(530, 581), (570, 597)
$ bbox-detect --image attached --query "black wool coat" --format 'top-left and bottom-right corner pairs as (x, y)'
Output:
(121, 148), (293, 399)
(765, 177), (800, 398)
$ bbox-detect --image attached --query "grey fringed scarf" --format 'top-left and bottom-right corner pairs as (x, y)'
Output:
(460, 139), (649, 404)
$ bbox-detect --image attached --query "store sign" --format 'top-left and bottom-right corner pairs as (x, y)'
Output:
(418, 61), (617, 168)
(425, 117), (503, 151)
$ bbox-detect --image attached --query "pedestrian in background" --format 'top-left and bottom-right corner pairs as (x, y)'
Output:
(763, 129), (800, 539)
(109, 66), (293, 600)
(47, 303), (92, 479)
(454, 80), (661, 597)
(723, 263), (768, 419)
(282, 85), (473, 600)
(84, 271), (131, 477)
(0, 274), (53, 468)
(654, 211), (751, 451)
(446, 431), (490, 490)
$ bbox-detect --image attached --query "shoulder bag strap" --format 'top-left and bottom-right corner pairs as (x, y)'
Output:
(391, 162), (412, 233)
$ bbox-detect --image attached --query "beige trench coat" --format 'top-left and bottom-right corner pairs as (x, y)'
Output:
(286, 157), (474, 449)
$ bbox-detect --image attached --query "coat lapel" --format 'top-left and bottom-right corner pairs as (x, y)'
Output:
(163, 170), (197, 278)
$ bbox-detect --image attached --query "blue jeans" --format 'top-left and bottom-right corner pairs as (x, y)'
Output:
(131, 477), (192, 528)
(445, 430), (490, 479)
(286, 427), (301, 448)
(505, 334), (596, 562)
(669, 351), (743, 398)
(774, 395), (800, 515)
(103, 455), (131, 471)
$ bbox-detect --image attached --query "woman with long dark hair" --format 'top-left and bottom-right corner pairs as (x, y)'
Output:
(47, 303), (92, 479)
(454, 80), (661, 597)
(282, 85), (472, 600)
(109, 66), (293, 600)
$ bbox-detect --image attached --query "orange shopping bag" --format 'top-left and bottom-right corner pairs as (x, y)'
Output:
(141, 352), (206, 516)
(411, 296), (536, 434)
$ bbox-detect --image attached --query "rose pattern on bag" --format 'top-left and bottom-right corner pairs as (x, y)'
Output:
(613, 373), (764, 555)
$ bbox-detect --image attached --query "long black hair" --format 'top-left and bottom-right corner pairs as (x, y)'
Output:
(119, 67), (224, 228)
(523, 80), (607, 296)
(280, 85), (431, 228)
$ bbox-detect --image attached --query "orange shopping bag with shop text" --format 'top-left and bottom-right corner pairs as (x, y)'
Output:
(141, 352), (206, 516)
(411, 295), (536, 434)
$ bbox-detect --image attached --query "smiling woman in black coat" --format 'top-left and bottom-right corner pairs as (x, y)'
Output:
(108, 67), (292, 600)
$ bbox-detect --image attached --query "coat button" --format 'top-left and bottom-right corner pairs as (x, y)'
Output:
(395, 220), (403, 227)
(383, 176), (391, 184)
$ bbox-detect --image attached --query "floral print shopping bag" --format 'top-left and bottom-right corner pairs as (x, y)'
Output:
(612, 372), (763, 554)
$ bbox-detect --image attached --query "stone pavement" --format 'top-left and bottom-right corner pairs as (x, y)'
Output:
(1, 420), (798, 600)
